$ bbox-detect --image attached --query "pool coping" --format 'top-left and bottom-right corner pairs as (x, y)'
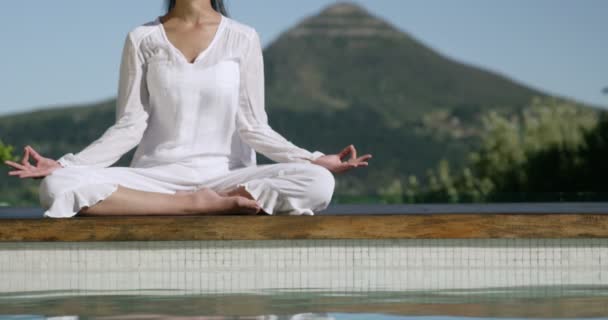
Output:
(1, 213), (608, 241)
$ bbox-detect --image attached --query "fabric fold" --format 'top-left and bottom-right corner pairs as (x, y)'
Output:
(41, 183), (120, 218)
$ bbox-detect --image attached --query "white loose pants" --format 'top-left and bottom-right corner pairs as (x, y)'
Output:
(39, 162), (335, 218)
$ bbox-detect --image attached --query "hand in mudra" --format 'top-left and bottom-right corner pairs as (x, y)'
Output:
(312, 144), (372, 174)
(4, 145), (62, 179)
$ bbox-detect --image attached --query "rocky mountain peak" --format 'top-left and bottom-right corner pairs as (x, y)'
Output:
(318, 1), (369, 16)
(284, 1), (403, 39)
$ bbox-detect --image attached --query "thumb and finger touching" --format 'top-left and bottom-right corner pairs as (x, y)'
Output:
(331, 144), (373, 173)
(27, 145), (43, 161)
(5, 146), (47, 178)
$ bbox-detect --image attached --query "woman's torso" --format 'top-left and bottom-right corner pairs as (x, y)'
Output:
(127, 15), (256, 171)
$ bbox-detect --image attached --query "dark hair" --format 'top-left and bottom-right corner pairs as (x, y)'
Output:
(166, 0), (229, 17)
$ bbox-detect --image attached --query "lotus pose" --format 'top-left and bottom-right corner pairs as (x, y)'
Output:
(4, 0), (371, 218)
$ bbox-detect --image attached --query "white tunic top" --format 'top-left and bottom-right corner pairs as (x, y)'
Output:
(56, 14), (325, 171)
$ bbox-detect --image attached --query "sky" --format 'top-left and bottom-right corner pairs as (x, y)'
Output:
(0, 0), (606, 116)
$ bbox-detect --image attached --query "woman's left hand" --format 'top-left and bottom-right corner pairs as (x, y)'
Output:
(311, 144), (372, 174)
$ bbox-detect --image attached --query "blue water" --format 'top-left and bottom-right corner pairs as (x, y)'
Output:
(4, 316), (608, 320)
(2, 313), (608, 320)
(1, 287), (608, 319)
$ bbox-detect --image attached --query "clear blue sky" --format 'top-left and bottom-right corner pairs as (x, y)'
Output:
(1, 0), (606, 116)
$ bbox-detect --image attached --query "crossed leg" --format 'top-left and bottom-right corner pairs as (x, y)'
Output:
(192, 162), (336, 215)
(78, 184), (260, 216)
(39, 161), (335, 218)
(39, 162), (260, 218)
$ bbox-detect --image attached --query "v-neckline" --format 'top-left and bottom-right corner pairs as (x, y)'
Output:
(157, 14), (226, 65)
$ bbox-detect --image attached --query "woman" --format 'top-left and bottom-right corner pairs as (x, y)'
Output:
(4, 0), (372, 218)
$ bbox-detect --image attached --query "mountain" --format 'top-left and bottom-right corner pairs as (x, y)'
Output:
(264, 2), (543, 127)
(0, 1), (594, 204)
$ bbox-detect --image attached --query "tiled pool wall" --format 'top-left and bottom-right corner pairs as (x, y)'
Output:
(1, 238), (607, 294)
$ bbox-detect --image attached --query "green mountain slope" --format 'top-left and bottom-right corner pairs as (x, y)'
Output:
(264, 2), (543, 128)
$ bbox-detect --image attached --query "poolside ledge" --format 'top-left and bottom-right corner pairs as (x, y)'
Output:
(1, 205), (608, 241)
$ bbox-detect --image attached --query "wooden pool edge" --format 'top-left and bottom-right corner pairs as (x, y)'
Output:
(1, 213), (608, 241)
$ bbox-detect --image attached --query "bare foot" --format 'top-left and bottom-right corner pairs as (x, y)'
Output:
(224, 185), (270, 215)
(187, 187), (261, 215)
(224, 185), (255, 200)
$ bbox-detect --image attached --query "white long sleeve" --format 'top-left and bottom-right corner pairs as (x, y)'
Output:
(56, 32), (150, 169)
(55, 16), (324, 171)
(235, 29), (325, 164)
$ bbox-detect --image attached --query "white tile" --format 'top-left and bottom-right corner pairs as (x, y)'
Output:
(1, 238), (607, 293)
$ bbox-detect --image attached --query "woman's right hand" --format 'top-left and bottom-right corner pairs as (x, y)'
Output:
(4, 145), (63, 179)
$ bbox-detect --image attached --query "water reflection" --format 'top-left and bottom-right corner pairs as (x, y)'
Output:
(41, 314), (335, 320)
(1, 287), (608, 319)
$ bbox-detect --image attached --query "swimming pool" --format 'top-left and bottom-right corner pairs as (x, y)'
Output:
(1, 204), (608, 318)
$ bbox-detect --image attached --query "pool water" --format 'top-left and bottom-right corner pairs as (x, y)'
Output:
(1, 286), (608, 319)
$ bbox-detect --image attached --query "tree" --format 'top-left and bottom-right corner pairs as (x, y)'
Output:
(406, 96), (602, 202)
(0, 139), (18, 162)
